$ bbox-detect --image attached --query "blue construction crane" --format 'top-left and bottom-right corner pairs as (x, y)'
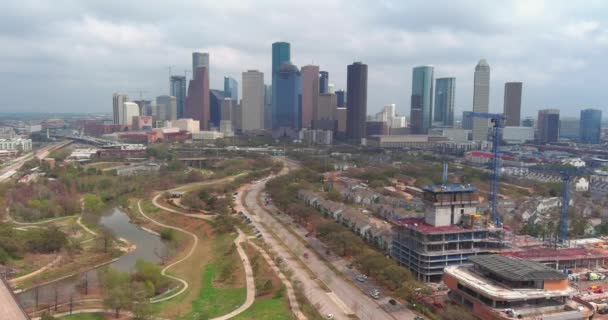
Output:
(470, 112), (505, 226)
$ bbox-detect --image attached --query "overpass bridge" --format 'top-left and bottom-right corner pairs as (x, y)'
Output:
(0, 277), (29, 319)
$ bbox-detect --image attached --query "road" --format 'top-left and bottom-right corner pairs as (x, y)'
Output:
(0, 140), (72, 183)
(236, 157), (417, 320)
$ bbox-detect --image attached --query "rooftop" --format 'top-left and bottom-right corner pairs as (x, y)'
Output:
(470, 255), (567, 282)
(393, 217), (464, 234)
(422, 183), (477, 193)
(506, 247), (608, 261)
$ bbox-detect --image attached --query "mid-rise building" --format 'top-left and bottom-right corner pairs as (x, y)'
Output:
(346, 62), (368, 141)
(580, 108), (602, 144)
(537, 109), (560, 144)
(502, 126), (534, 144)
(241, 70), (265, 131)
(170, 75), (187, 118)
(503, 82), (522, 126)
(273, 62), (301, 130)
(0, 138), (32, 152)
(185, 66), (210, 130)
(299, 128), (333, 145)
(223, 76), (238, 100)
(444, 255), (593, 319)
(155, 95), (177, 121)
(410, 66), (434, 134)
(112, 93), (129, 125)
(434, 77), (455, 127)
(559, 117), (579, 140)
(472, 59), (490, 141)
(301, 65), (320, 128)
(168, 118), (200, 133)
(121, 102), (140, 126)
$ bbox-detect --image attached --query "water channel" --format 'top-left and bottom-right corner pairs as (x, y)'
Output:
(17, 208), (166, 309)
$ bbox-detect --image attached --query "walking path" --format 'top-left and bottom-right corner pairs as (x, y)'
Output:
(9, 255), (62, 286)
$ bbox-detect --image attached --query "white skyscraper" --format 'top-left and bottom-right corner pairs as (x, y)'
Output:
(121, 102), (140, 126)
(241, 70), (265, 131)
(112, 93), (129, 125)
(472, 59), (490, 141)
(156, 95), (177, 121)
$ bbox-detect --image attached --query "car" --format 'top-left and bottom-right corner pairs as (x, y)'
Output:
(256, 234), (263, 239)
(326, 314), (334, 319)
(389, 299), (397, 305)
(355, 275), (368, 282)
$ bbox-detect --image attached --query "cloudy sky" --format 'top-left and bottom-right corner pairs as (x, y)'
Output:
(1, 0), (607, 118)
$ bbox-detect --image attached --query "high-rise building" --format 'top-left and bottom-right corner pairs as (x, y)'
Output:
(319, 71), (329, 94)
(346, 62), (368, 141)
(192, 52), (210, 78)
(522, 117), (534, 127)
(580, 108), (602, 144)
(264, 85), (272, 129)
(170, 76), (187, 118)
(121, 102), (140, 126)
(472, 59), (490, 141)
(221, 98), (234, 121)
(185, 66), (210, 130)
(133, 100), (153, 117)
(537, 109), (560, 144)
(462, 111), (473, 130)
(434, 77), (455, 127)
(223, 77), (238, 100)
(273, 62), (301, 129)
(209, 89), (225, 128)
(301, 65), (320, 128)
(271, 42), (290, 124)
(316, 93), (337, 121)
(155, 95), (177, 121)
(559, 117), (579, 140)
(503, 82), (522, 126)
(242, 70), (265, 131)
(410, 66), (434, 134)
(327, 83), (335, 94)
(112, 93), (129, 125)
(335, 90), (346, 108)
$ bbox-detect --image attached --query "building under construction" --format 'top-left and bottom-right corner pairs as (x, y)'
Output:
(391, 183), (508, 282)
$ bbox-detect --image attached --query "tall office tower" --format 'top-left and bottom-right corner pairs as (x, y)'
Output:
(121, 102), (140, 126)
(184, 66), (210, 130)
(221, 98), (234, 121)
(273, 62), (301, 129)
(559, 117), (579, 139)
(155, 95), (177, 121)
(223, 77), (239, 100)
(472, 59), (490, 141)
(112, 93), (129, 125)
(192, 52), (210, 79)
(271, 42), (291, 124)
(264, 85), (272, 129)
(522, 117), (534, 127)
(133, 100), (153, 116)
(503, 82), (522, 126)
(319, 71), (329, 94)
(346, 62), (368, 141)
(209, 89), (226, 128)
(462, 111), (473, 130)
(316, 93), (337, 121)
(580, 108), (602, 144)
(241, 70), (265, 131)
(301, 65), (320, 128)
(335, 90), (346, 108)
(537, 109), (560, 144)
(170, 76), (187, 118)
(434, 77), (455, 127)
(410, 66), (434, 134)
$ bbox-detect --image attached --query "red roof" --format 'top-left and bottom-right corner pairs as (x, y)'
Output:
(467, 151), (493, 159)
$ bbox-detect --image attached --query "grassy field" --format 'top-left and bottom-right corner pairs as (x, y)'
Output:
(233, 297), (294, 320)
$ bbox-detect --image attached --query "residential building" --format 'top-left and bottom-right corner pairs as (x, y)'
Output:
(346, 62), (368, 141)
(0, 138), (32, 152)
(462, 111), (473, 130)
(319, 71), (329, 94)
(121, 102), (140, 126)
(434, 77), (455, 127)
(559, 117), (579, 140)
(444, 255), (593, 319)
(112, 93), (129, 125)
(537, 109), (560, 144)
(472, 59), (490, 141)
(503, 82), (522, 126)
(155, 95), (177, 121)
(242, 70), (265, 131)
(272, 42), (290, 126)
(410, 66), (434, 134)
(223, 76), (238, 100)
(209, 89), (225, 128)
(192, 52), (209, 78)
(170, 75), (187, 118)
(580, 108), (602, 144)
(184, 66), (210, 130)
(335, 90), (346, 108)
(299, 128), (333, 145)
(301, 65), (320, 128)
(273, 62), (301, 130)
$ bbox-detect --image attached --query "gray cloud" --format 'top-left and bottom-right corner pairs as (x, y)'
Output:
(1, 0), (607, 118)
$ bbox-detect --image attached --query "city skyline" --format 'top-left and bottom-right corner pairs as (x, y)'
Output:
(1, 1), (608, 118)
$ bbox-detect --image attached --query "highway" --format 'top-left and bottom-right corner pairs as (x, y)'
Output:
(0, 140), (71, 183)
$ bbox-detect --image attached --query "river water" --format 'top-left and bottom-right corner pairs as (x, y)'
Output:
(17, 208), (166, 309)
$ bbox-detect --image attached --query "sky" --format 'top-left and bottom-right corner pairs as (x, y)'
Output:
(1, 0), (607, 118)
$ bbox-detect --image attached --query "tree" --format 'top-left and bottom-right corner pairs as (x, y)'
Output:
(83, 193), (104, 213)
(98, 267), (132, 318)
(131, 282), (154, 320)
(98, 229), (114, 254)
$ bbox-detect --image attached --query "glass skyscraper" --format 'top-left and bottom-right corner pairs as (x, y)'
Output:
(209, 89), (225, 128)
(170, 76), (186, 118)
(273, 62), (301, 129)
(410, 66), (434, 134)
(335, 90), (346, 108)
(346, 62), (368, 140)
(580, 108), (602, 144)
(319, 71), (329, 94)
(271, 42), (291, 128)
(223, 76), (238, 100)
(434, 77), (455, 127)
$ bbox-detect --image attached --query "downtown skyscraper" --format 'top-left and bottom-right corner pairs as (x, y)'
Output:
(472, 59), (490, 141)
(273, 62), (301, 130)
(224, 76), (238, 100)
(537, 109), (560, 144)
(185, 64), (210, 130)
(410, 66), (434, 134)
(192, 52), (210, 76)
(112, 93), (129, 125)
(346, 62), (368, 141)
(271, 42), (291, 128)
(241, 70), (265, 131)
(170, 76), (187, 118)
(301, 65), (320, 128)
(434, 77), (455, 127)
(579, 108), (602, 144)
(319, 71), (329, 94)
(503, 82), (522, 126)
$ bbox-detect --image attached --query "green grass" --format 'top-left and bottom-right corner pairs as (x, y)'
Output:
(178, 263), (246, 320)
(58, 314), (104, 320)
(233, 296), (295, 320)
